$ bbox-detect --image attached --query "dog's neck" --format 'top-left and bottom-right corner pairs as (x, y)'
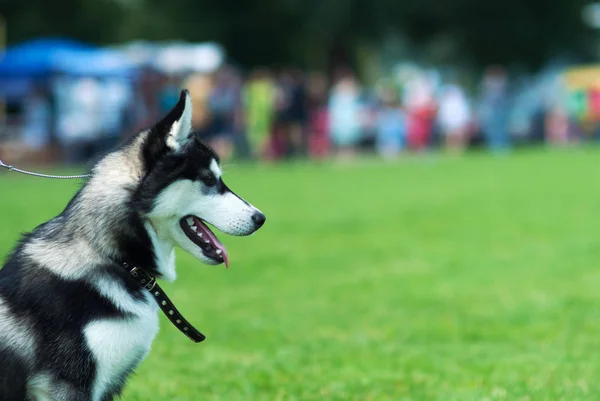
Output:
(143, 221), (177, 281)
(25, 137), (175, 281)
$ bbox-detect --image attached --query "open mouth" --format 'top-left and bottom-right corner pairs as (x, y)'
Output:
(179, 216), (229, 268)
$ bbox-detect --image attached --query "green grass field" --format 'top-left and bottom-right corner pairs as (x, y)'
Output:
(1, 148), (600, 400)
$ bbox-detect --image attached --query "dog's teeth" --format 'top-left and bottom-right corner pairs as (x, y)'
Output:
(191, 226), (197, 232)
(186, 217), (194, 226)
(198, 232), (203, 237)
(205, 240), (210, 244)
(216, 249), (222, 255)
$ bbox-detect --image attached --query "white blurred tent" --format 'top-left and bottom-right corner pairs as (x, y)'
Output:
(117, 41), (225, 74)
(52, 48), (137, 78)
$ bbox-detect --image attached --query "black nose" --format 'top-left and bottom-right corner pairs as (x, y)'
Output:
(252, 212), (266, 228)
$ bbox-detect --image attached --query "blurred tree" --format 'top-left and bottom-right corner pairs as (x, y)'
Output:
(0, 0), (128, 45)
(0, 0), (594, 71)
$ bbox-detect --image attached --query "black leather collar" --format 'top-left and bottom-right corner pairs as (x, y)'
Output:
(122, 262), (206, 343)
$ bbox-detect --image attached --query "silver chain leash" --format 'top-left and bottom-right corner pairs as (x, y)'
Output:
(0, 159), (92, 179)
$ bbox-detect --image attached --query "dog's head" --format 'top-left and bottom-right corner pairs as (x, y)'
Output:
(135, 90), (265, 269)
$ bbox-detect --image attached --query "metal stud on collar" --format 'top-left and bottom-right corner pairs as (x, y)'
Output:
(122, 261), (206, 343)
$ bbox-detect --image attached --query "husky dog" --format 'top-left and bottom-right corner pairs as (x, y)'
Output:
(0, 90), (265, 401)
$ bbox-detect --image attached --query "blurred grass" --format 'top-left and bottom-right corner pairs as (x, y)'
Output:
(1, 148), (600, 400)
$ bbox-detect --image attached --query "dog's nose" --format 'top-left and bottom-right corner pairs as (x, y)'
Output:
(252, 212), (266, 228)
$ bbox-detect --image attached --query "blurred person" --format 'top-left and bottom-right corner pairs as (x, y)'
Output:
(375, 87), (406, 159)
(243, 68), (276, 159)
(158, 75), (181, 115)
(542, 75), (570, 145)
(328, 71), (363, 159)
(404, 74), (437, 152)
(202, 67), (242, 160)
(508, 77), (539, 145)
(279, 68), (309, 158)
(545, 106), (570, 145)
(96, 77), (133, 155)
(55, 77), (102, 163)
(126, 67), (163, 137)
(184, 72), (213, 131)
(270, 70), (294, 160)
(50, 72), (70, 146)
(478, 65), (511, 153)
(437, 83), (471, 153)
(22, 83), (51, 151)
(306, 72), (330, 160)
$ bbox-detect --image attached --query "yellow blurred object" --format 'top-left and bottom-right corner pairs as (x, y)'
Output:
(183, 73), (213, 130)
(563, 65), (600, 90)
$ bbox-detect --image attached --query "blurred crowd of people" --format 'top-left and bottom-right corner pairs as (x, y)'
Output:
(3, 63), (599, 165)
(177, 64), (595, 162)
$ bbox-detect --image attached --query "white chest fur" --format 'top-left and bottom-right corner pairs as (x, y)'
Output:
(82, 222), (173, 400)
(84, 294), (159, 401)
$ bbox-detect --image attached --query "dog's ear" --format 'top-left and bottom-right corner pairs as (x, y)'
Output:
(154, 89), (193, 151)
(143, 89), (193, 167)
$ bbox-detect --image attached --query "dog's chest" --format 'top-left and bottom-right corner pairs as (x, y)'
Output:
(84, 301), (159, 401)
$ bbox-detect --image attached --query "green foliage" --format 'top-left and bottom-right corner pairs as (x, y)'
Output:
(1, 148), (600, 399)
(0, 0), (593, 69)
(0, 0), (128, 45)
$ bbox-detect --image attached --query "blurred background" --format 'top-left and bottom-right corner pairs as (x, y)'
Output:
(3, 1), (600, 400)
(0, 0), (600, 162)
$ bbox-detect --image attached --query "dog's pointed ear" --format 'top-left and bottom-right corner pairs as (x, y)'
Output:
(150, 89), (193, 152)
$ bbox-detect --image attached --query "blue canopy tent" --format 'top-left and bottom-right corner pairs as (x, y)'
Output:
(0, 39), (90, 98)
(0, 38), (138, 98)
(0, 38), (140, 157)
(0, 38), (93, 77)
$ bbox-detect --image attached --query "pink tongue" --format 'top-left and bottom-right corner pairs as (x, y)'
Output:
(219, 245), (230, 269)
(192, 217), (229, 268)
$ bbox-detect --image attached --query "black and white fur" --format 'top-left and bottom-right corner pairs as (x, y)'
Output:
(0, 90), (265, 401)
